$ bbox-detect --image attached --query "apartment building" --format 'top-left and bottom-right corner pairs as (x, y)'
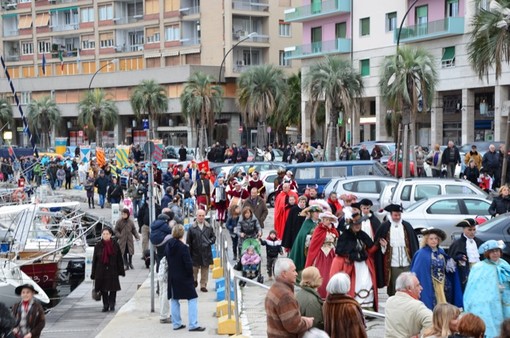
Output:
(286, 0), (510, 147)
(0, 0), (302, 147)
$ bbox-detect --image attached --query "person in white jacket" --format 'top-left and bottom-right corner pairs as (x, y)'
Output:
(158, 256), (171, 324)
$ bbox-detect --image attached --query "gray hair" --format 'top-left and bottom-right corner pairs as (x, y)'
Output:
(274, 258), (294, 278)
(395, 272), (417, 291)
(326, 272), (350, 295)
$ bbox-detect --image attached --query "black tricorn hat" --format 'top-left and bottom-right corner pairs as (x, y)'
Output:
(359, 198), (373, 207)
(455, 218), (477, 228)
(384, 204), (403, 213)
(421, 228), (447, 242)
(351, 202), (361, 210)
(15, 283), (38, 295)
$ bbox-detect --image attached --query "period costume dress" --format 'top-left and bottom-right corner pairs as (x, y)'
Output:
(212, 181), (228, 222)
(289, 214), (320, 273)
(448, 219), (484, 292)
(410, 245), (463, 310)
(464, 240), (510, 338)
(281, 204), (306, 250)
(305, 222), (339, 298)
(273, 189), (298, 239)
(329, 224), (378, 310)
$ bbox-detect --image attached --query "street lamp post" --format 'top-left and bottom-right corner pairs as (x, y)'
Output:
(88, 58), (119, 90)
(218, 32), (256, 84)
(394, 0), (419, 178)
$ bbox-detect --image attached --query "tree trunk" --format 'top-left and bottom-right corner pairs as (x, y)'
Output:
(257, 120), (267, 149)
(325, 121), (336, 162)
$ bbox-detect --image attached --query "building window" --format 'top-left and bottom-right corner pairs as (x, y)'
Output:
(165, 25), (180, 41)
(38, 41), (50, 54)
(311, 26), (322, 52)
(20, 92), (31, 105)
(446, 0), (459, 17)
(82, 35), (95, 49)
(386, 12), (397, 32)
(441, 46), (455, 68)
(360, 17), (370, 36)
(335, 22), (346, 39)
(360, 59), (370, 76)
(98, 5), (113, 21)
(81, 7), (94, 23)
(279, 20), (291, 37)
(99, 32), (114, 48)
(279, 50), (289, 67)
(21, 41), (33, 55)
(146, 27), (160, 43)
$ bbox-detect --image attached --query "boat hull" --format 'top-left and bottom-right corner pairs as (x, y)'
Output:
(20, 261), (59, 290)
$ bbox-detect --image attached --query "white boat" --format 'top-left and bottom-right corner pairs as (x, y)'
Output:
(0, 259), (49, 308)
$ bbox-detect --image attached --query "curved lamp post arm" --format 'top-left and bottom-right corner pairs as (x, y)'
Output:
(396, 0), (420, 50)
(88, 59), (119, 90)
(218, 32), (256, 84)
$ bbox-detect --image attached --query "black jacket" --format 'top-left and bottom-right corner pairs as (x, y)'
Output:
(359, 149), (370, 160)
(91, 239), (125, 291)
(441, 146), (461, 165)
(94, 176), (110, 195)
(482, 150), (501, 174)
(186, 222), (216, 266)
(150, 214), (171, 246)
(165, 238), (198, 300)
(489, 195), (510, 216)
(178, 147), (187, 161)
(261, 237), (282, 258)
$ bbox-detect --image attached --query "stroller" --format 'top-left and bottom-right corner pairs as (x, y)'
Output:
(238, 237), (264, 286)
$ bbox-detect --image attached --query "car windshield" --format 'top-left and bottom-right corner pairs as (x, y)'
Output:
(477, 213), (508, 233)
(404, 198), (428, 212)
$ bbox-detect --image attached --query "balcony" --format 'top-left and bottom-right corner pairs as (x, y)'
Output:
(232, 0), (269, 13)
(285, 0), (351, 23)
(3, 28), (18, 37)
(51, 22), (79, 32)
(179, 6), (199, 17)
(285, 38), (351, 60)
(395, 17), (465, 43)
(113, 15), (144, 25)
(181, 37), (200, 46)
(232, 33), (269, 43)
(4, 54), (20, 62)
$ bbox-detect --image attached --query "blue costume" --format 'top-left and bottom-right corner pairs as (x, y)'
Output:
(410, 245), (463, 310)
(464, 258), (510, 338)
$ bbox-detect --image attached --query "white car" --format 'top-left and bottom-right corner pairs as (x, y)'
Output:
(261, 170), (278, 207)
(323, 176), (399, 211)
(402, 195), (491, 247)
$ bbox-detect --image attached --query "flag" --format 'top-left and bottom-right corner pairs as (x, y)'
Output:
(197, 160), (209, 173)
(59, 50), (64, 71)
(7, 145), (13, 157)
(42, 53), (46, 75)
(153, 143), (163, 163)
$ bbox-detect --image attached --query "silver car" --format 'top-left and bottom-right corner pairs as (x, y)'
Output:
(261, 170), (278, 207)
(402, 195), (491, 247)
(323, 176), (399, 211)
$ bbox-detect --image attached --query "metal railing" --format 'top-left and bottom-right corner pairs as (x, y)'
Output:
(396, 16), (465, 42)
(285, 0), (350, 22)
(232, 0), (269, 12)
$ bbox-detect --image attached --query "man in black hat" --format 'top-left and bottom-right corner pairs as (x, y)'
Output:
(359, 199), (381, 240)
(12, 284), (45, 338)
(448, 218), (484, 292)
(374, 204), (419, 296)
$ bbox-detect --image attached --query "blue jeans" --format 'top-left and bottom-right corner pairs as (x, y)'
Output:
(171, 298), (199, 330)
(98, 194), (105, 207)
(133, 199), (143, 217)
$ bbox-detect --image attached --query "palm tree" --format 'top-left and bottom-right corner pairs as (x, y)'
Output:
(77, 89), (119, 146)
(379, 46), (437, 146)
(27, 96), (61, 149)
(237, 64), (288, 148)
(303, 56), (364, 161)
(467, 0), (510, 81)
(468, 0), (510, 183)
(0, 98), (13, 144)
(180, 72), (223, 159)
(130, 79), (168, 139)
(267, 72), (301, 145)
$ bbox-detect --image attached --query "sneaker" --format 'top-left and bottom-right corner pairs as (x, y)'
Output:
(160, 318), (172, 324)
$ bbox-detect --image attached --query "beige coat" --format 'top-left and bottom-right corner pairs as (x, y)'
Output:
(115, 217), (140, 255)
(384, 291), (432, 338)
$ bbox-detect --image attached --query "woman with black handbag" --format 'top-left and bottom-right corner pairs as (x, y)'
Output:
(91, 226), (125, 312)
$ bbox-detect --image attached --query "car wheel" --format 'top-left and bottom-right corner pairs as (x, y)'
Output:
(268, 193), (275, 208)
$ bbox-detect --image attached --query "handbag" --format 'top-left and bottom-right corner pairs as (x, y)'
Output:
(91, 282), (101, 301)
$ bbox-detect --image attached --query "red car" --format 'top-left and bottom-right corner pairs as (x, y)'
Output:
(386, 153), (415, 177)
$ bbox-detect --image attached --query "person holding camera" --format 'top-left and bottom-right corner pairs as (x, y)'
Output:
(186, 209), (216, 292)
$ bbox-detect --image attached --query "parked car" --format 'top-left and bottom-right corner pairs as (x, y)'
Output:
(402, 195), (491, 247)
(379, 178), (489, 210)
(209, 163), (234, 178)
(386, 152), (416, 177)
(261, 170), (278, 207)
(228, 162), (286, 177)
(323, 176), (399, 211)
(351, 142), (395, 164)
(287, 160), (390, 195)
(476, 213), (510, 262)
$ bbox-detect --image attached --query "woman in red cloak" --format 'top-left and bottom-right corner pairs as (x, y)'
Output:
(273, 183), (298, 239)
(305, 211), (339, 298)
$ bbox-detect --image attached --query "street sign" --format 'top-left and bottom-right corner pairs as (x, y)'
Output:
(143, 119), (149, 130)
